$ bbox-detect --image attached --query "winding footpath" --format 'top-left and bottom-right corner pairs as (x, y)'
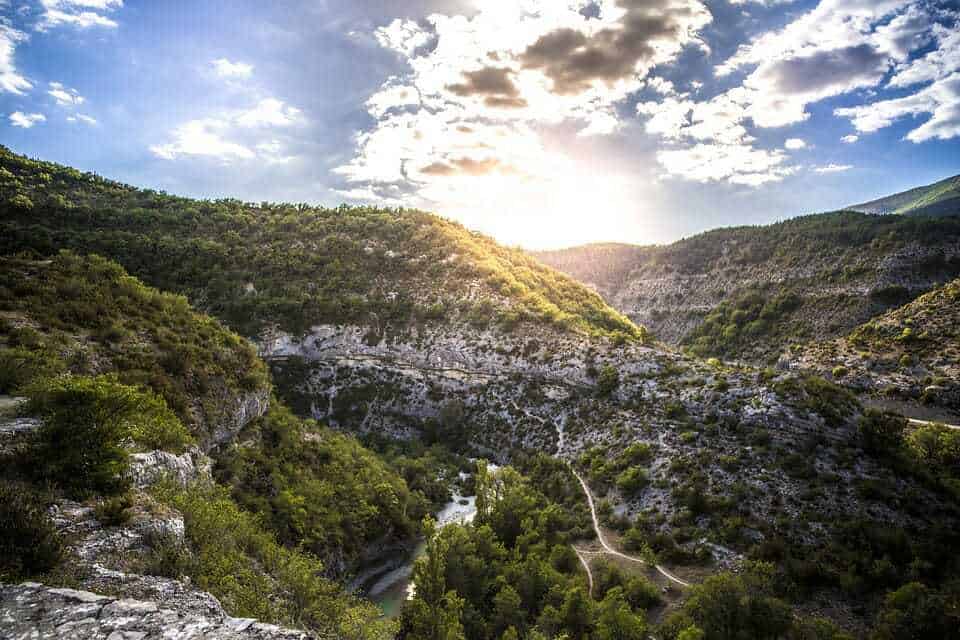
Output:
(570, 468), (691, 588)
(908, 417), (960, 431)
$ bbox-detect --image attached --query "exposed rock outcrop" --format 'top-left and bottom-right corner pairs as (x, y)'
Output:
(0, 583), (313, 639)
(129, 448), (212, 489)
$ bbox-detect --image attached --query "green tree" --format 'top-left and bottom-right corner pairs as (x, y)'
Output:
(405, 518), (466, 640)
(871, 582), (957, 640)
(491, 583), (524, 638)
(595, 588), (647, 640)
(560, 586), (594, 640)
(858, 410), (906, 456)
(663, 563), (792, 640)
(28, 374), (192, 497)
(597, 365), (620, 397)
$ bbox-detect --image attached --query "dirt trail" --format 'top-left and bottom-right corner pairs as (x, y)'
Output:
(570, 468), (691, 588)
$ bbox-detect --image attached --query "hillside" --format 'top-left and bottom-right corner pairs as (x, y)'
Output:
(0, 253), (448, 640)
(790, 277), (960, 419)
(0, 252), (271, 448)
(849, 174), (960, 217)
(535, 211), (960, 363)
(0, 146), (640, 343)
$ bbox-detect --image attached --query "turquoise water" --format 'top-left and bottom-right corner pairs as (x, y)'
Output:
(369, 494), (477, 618)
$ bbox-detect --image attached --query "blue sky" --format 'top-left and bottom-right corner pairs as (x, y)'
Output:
(1, 0), (958, 248)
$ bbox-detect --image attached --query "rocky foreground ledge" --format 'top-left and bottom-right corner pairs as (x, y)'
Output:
(0, 583), (314, 640)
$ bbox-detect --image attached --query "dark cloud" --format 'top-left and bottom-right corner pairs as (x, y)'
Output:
(447, 67), (528, 107)
(520, 0), (702, 95)
(756, 44), (889, 95)
(421, 156), (504, 176)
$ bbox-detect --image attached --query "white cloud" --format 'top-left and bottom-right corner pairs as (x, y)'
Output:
(841, 134), (858, 143)
(376, 18), (432, 57)
(66, 113), (97, 125)
(366, 83), (420, 118)
(836, 73), (960, 143)
(656, 142), (794, 185)
(814, 163), (853, 173)
(339, 0), (714, 223)
(39, 0), (123, 30)
(151, 118), (255, 161)
(0, 24), (31, 94)
(233, 98), (300, 127)
(212, 58), (253, 79)
(887, 21), (960, 89)
(151, 98), (302, 162)
(635, 1), (957, 184)
(784, 138), (806, 150)
(9, 111), (46, 128)
(48, 81), (84, 106)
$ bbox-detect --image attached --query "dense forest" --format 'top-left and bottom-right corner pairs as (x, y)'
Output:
(0, 146), (641, 343)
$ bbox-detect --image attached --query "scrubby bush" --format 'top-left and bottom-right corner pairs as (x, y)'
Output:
(27, 374), (193, 497)
(94, 493), (134, 527)
(858, 409), (906, 456)
(597, 365), (621, 397)
(0, 482), (63, 579)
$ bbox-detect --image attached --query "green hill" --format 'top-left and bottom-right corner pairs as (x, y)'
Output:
(0, 252), (451, 639)
(0, 146), (640, 342)
(0, 251), (270, 448)
(849, 174), (960, 217)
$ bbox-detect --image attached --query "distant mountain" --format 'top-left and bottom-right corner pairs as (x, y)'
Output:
(849, 174), (960, 217)
(536, 210), (960, 364)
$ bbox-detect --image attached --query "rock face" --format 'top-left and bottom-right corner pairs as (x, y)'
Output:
(261, 321), (956, 559)
(534, 220), (960, 362)
(0, 583), (313, 639)
(208, 388), (271, 448)
(129, 448), (212, 489)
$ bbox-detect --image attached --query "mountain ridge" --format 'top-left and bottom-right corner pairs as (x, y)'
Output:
(848, 173), (960, 217)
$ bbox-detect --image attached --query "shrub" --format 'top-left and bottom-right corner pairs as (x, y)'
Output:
(616, 467), (648, 495)
(858, 409), (906, 456)
(597, 365), (620, 397)
(27, 374), (193, 498)
(0, 482), (63, 579)
(623, 575), (662, 610)
(832, 366), (849, 379)
(0, 347), (64, 394)
(94, 493), (134, 527)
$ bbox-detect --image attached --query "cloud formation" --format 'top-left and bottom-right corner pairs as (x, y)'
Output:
(212, 58), (253, 79)
(638, 0), (958, 185)
(338, 0), (711, 219)
(9, 111), (46, 128)
(48, 81), (84, 106)
(151, 99), (302, 162)
(38, 0), (123, 30)
(0, 24), (31, 94)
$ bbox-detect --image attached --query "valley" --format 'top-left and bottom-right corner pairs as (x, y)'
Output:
(1, 148), (959, 640)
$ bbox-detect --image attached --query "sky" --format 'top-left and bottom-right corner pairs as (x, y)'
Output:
(1, 0), (958, 249)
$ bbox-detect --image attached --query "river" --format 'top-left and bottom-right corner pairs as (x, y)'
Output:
(366, 492), (478, 617)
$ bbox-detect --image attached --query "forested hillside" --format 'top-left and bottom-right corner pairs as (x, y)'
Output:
(0, 146), (640, 342)
(849, 174), (960, 217)
(0, 253), (448, 640)
(536, 211), (960, 362)
(3, 150), (960, 639)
